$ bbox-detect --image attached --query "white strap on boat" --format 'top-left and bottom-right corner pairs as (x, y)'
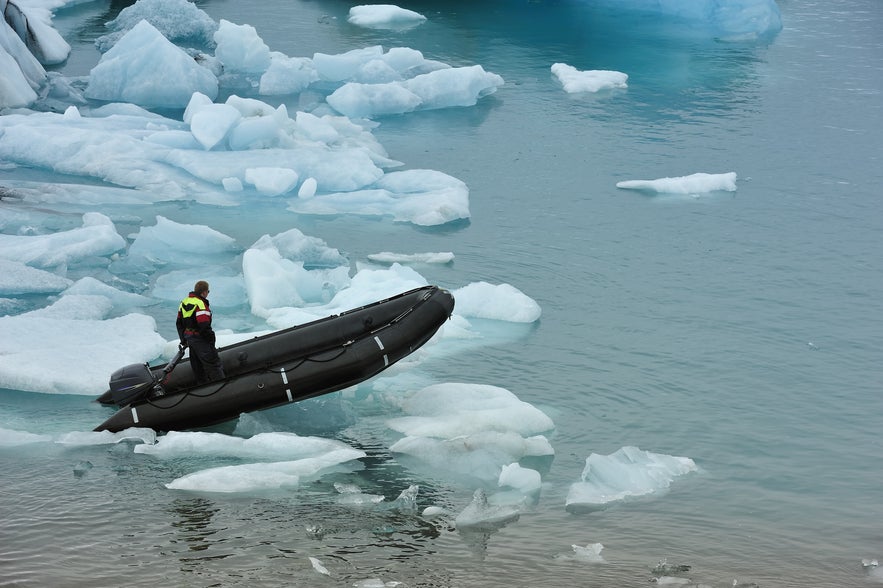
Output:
(374, 336), (389, 366)
(281, 368), (293, 402)
(131, 407), (139, 424)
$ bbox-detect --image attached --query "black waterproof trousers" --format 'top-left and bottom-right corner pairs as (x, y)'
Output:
(185, 335), (225, 383)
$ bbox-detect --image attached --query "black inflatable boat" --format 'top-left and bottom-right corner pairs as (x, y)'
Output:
(94, 285), (454, 433)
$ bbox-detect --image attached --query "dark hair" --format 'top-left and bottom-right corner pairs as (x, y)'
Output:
(194, 280), (209, 295)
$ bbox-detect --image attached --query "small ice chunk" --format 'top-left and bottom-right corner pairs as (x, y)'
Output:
(190, 103), (242, 150)
(421, 506), (450, 518)
(245, 167), (299, 196)
(222, 177), (243, 191)
(555, 542), (606, 564)
(213, 19), (271, 74)
(260, 54), (318, 95)
(651, 577), (692, 585)
(348, 5), (427, 30)
(367, 251), (454, 265)
(309, 556), (330, 575)
(298, 177), (318, 198)
(454, 488), (520, 529)
(326, 82), (422, 118)
(551, 63), (628, 93)
(383, 484), (419, 514)
(498, 463), (541, 495)
(616, 172), (738, 194)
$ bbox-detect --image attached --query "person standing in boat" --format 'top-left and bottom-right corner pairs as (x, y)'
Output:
(176, 280), (225, 383)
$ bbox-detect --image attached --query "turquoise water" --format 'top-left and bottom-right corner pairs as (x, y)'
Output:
(2, 0), (882, 586)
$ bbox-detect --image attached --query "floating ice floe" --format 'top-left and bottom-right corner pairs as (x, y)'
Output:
(348, 4), (427, 31)
(0, 259), (72, 295)
(134, 430), (355, 460)
(0, 212), (125, 268)
(387, 383), (554, 483)
(616, 172), (738, 194)
(452, 282), (541, 323)
(125, 215), (242, 268)
(367, 251), (454, 265)
(565, 446), (698, 512)
(164, 446), (367, 492)
(287, 168), (470, 226)
(0, 301), (166, 395)
(551, 63), (628, 93)
(327, 65), (504, 118)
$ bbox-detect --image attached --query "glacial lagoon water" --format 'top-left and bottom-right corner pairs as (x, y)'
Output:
(1, 0), (882, 586)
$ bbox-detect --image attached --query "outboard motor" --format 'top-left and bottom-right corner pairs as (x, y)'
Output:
(108, 363), (159, 406)
(105, 345), (187, 406)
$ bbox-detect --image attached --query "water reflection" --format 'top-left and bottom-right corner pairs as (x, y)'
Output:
(169, 497), (221, 553)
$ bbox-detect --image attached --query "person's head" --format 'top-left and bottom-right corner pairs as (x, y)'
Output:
(194, 280), (210, 297)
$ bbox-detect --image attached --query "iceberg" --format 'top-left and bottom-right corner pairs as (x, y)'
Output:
(85, 20), (219, 108)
